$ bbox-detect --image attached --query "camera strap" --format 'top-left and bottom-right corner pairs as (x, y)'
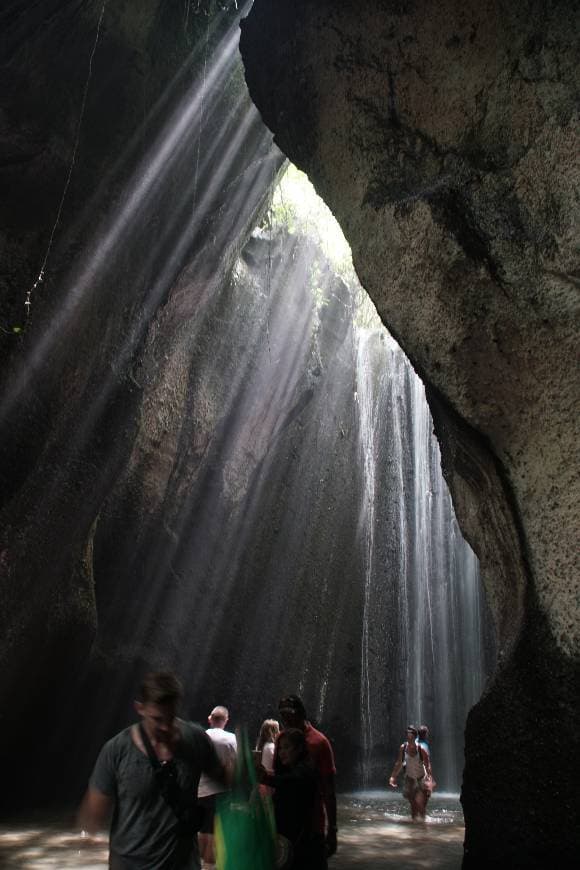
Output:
(139, 722), (163, 769)
(138, 723), (184, 819)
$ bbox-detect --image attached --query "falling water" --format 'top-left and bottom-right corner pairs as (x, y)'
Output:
(355, 327), (492, 791)
(356, 332), (387, 783)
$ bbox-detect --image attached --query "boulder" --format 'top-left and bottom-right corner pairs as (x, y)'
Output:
(240, 1), (579, 865)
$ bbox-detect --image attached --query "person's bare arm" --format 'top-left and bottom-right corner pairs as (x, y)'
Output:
(421, 747), (436, 789)
(78, 787), (113, 835)
(389, 746), (404, 787)
(322, 773), (337, 856)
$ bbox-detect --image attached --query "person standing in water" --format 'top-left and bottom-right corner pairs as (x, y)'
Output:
(277, 695), (337, 865)
(262, 728), (318, 869)
(417, 725), (430, 754)
(256, 718), (280, 774)
(79, 672), (223, 869)
(417, 725), (436, 809)
(197, 706), (237, 870)
(389, 725), (434, 821)
(256, 719), (279, 798)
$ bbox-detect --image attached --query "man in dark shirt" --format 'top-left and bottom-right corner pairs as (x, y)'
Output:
(79, 672), (223, 870)
(277, 694), (338, 867)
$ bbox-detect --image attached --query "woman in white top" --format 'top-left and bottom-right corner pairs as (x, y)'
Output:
(257, 719), (279, 771)
(256, 719), (279, 796)
(388, 725), (435, 820)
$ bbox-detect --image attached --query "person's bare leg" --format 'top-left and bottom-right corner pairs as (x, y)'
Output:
(415, 790), (427, 821)
(409, 791), (420, 820)
(198, 833), (211, 864)
(201, 834), (216, 866)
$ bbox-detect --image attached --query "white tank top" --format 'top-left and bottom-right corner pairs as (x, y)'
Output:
(405, 744), (425, 779)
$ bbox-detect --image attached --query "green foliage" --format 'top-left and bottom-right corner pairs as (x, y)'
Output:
(264, 164), (382, 328)
(0, 323), (23, 336)
(265, 165), (358, 285)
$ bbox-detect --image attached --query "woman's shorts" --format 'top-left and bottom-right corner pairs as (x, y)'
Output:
(403, 776), (427, 800)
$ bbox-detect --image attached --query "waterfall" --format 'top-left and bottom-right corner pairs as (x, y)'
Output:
(355, 326), (491, 791)
(356, 330), (389, 784)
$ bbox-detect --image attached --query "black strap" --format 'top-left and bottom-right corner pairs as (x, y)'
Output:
(138, 724), (185, 819)
(139, 722), (162, 769)
(138, 723), (201, 834)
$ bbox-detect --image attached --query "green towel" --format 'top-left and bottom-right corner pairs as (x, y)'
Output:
(215, 730), (276, 870)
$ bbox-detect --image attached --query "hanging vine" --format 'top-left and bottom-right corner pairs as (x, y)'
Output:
(13, 0), (109, 333)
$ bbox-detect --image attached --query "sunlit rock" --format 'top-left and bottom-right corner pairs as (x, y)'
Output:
(241, 1), (579, 866)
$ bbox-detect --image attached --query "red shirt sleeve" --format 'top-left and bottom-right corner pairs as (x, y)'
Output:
(317, 736), (336, 777)
(306, 725), (336, 776)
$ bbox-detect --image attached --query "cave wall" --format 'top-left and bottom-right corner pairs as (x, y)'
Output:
(240, 1), (579, 866)
(0, 0), (282, 803)
(80, 226), (370, 788)
(0, 0), (384, 796)
(0, 0), (576, 861)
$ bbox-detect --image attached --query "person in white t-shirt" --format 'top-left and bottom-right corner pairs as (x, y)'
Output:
(197, 706), (237, 869)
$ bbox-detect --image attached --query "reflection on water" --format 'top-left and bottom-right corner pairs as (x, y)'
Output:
(0, 818), (108, 868)
(0, 793), (464, 868)
(341, 789), (464, 825)
(336, 790), (464, 870)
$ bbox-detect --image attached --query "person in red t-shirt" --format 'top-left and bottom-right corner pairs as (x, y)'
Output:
(277, 694), (337, 867)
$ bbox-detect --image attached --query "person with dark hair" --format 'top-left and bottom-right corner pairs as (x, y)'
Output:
(79, 671), (224, 869)
(277, 695), (337, 867)
(417, 725), (436, 809)
(389, 725), (434, 821)
(261, 728), (318, 868)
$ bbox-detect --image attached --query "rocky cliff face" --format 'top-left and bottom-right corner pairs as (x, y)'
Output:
(82, 224), (369, 784)
(240, 1), (579, 866)
(0, 0), (381, 792)
(0, 0), (576, 862)
(0, 0), (282, 802)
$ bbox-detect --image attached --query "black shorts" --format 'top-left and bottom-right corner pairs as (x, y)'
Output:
(197, 794), (217, 835)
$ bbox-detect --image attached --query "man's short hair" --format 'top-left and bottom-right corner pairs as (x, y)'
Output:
(278, 694), (307, 719)
(209, 706), (229, 722)
(138, 672), (183, 706)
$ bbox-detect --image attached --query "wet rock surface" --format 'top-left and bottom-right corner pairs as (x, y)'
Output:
(240, 0), (580, 866)
(0, 1), (577, 865)
(0, 0), (490, 811)
(0, 0), (281, 807)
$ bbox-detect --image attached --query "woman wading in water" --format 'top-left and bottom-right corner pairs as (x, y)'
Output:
(389, 725), (436, 821)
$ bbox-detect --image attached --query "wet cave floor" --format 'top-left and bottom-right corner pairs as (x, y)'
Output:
(0, 792), (464, 868)
(334, 791), (464, 869)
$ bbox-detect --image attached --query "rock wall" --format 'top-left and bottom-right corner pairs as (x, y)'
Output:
(0, 0), (282, 804)
(240, 1), (579, 866)
(79, 225), (369, 787)
(1, 1), (576, 861)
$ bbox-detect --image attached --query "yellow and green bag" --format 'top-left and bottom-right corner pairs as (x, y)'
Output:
(215, 730), (276, 870)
